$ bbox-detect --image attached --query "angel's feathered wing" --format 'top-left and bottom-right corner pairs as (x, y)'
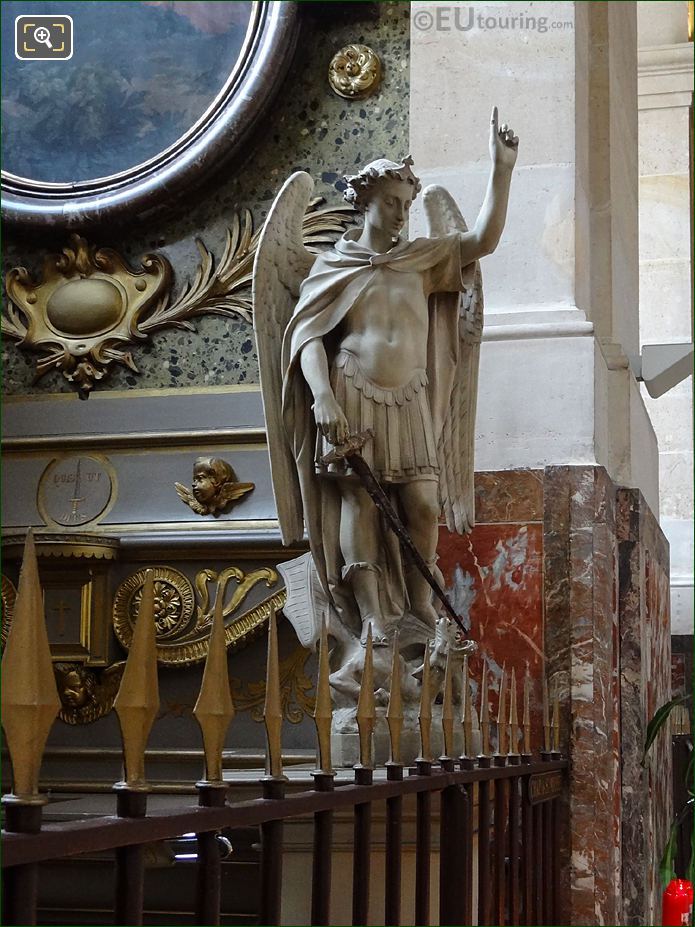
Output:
(174, 482), (206, 515)
(219, 481), (254, 505)
(252, 172), (317, 545)
(423, 185), (484, 535)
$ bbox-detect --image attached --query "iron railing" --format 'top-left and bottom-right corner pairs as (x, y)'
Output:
(1, 532), (567, 926)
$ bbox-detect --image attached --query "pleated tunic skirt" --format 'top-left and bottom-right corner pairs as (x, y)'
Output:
(315, 350), (440, 483)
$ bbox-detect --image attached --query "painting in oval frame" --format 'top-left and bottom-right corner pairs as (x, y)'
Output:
(1, 0), (298, 228)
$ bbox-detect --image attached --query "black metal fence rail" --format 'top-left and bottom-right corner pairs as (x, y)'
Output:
(3, 759), (567, 926)
(1, 537), (569, 926)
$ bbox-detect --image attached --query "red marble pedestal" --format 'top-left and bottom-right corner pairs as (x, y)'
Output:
(440, 466), (671, 926)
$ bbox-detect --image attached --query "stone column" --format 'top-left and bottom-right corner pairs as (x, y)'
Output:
(409, 4), (669, 925)
(618, 488), (673, 926)
(637, 1), (693, 635)
(409, 0), (659, 510)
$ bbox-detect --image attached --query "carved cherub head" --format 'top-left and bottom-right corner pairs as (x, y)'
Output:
(55, 663), (95, 710)
(192, 457), (232, 505)
(176, 456), (254, 516)
(54, 662), (125, 725)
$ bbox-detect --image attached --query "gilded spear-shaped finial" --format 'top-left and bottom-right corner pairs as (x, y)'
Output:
(1, 531), (61, 803)
(418, 642), (433, 762)
(523, 669), (532, 756)
(114, 570), (160, 788)
(263, 608), (283, 779)
(313, 617), (333, 774)
(386, 632), (403, 765)
(461, 655), (474, 758)
(356, 625), (375, 768)
(552, 683), (560, 754)
(508, 666), (519, 758)
(497, 663), (507, 756)
(542, 674), (551, 753)
(193, 590), (235, 784)
(441, 648), (455, 759)
(480, 659), (490, 757)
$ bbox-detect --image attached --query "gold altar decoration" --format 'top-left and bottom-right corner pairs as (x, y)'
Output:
(3, 234), (170, 398)
(461, 654), (473, 758)
(1, 575), (17, 649)
(386, 630), (403, 766)
(113, 571), (159, 790)
(480, 659), (491, 756)
(175, 456), (254, 517)
(496, 663), (507, 756)
(54, 661), (125, 725)
(263, 608), (284, 779)
(193, 593), (235, 785)
(313, 619), (333, 772)
(3, 201), (355, 398)
(2, 532), (116, 666)
(418, 638), (433, 763)
(508, 666), (519, 758)
(1, 531), (61, 803)
(441, 648), (455, 759)
(328, 44), (382, 99)
(231, 645), (315, 723)
(1, 531), (120, 562)
(356, 626), (375, 768)
(156, 644), (314, 724)
(113, 564), (284, 666)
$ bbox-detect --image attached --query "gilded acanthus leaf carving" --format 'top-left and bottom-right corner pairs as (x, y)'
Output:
(231, 646), (316, 724)
(2, 200), (355, 398)
(139, 210), (257, 333)
(155, 646), (315, 725)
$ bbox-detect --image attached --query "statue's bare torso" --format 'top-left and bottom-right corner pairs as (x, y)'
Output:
(338, 267), (429, 388)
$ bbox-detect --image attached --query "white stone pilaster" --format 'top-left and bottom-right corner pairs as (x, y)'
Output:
(637, 10), (694, 633)
(409, 1), (659, 513)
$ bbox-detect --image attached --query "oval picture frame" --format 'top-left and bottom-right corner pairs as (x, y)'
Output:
(1, 1), (298, 229)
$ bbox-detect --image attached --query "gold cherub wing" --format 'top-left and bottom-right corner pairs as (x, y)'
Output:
(218, 481), (255, 505)
(252, 172), (317, 545)
(174, 482), (206, 515)
(423, 185), (484, 535)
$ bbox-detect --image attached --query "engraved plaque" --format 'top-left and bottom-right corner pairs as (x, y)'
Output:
(38, 456), (116, 528)
(528, 770), (563, 804)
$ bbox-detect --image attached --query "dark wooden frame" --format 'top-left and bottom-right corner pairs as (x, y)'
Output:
(1, 2), (299, 229)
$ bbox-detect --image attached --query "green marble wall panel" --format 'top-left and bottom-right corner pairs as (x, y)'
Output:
(2, 3), (410, 396)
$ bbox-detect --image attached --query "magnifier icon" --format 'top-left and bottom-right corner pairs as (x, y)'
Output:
(34, 26), (53, 49)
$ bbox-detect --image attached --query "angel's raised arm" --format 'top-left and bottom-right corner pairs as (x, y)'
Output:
(456, 106), (518, 265)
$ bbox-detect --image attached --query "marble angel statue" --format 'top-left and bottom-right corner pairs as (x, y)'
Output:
(252, 107), (518, 701)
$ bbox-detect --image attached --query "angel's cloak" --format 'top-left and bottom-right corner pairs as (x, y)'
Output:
(280, 228), (476, 635)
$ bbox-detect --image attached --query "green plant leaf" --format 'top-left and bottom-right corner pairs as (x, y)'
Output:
(642, 694), (692, 767)
(665, 798), (694, 885)
(688, 799), (695, 885)
(660, 821), (678, 889)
